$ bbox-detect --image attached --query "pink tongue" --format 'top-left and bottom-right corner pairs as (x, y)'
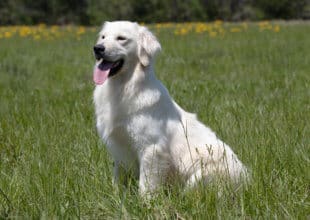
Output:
(93, 62), (114, 85)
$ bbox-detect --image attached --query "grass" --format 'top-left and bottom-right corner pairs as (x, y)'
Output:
(0, 22), (309, 218)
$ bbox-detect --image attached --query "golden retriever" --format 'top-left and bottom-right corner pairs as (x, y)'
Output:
(93, 21), (247, 195)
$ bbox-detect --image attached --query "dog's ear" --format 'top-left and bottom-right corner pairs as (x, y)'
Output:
(138, 26), (161, 67)
(103, 21), (110, 26)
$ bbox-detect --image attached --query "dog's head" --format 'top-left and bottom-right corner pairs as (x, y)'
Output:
(93, 21), (161, 85)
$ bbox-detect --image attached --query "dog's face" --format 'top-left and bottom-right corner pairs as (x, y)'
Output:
(93, 21), (161, 85)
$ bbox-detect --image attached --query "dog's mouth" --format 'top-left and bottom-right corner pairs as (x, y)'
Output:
(93, 59), (124, 85)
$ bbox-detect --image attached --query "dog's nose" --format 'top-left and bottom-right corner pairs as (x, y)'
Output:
(93, 44), (105, 59)
(94, 44), (105, 53)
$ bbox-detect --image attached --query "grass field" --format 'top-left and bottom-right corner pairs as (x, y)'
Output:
(0, 22), (309, 218)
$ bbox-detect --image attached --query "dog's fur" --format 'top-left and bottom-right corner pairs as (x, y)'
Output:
(93, 21), (247, 194)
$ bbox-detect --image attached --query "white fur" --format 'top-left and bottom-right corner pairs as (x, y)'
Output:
(93, 21), (247, 195)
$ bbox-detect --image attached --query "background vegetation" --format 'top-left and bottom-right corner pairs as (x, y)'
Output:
(0, 0), (309, 25)
(0, 22), (309, 218)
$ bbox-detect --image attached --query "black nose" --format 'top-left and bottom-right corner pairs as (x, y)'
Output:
(93, 44), (105, 59)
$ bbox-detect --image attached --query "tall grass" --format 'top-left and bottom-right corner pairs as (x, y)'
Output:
(0, 22), (309, 218)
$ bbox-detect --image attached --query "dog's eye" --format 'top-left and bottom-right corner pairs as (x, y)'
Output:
(117, 36), (127, 41)
(101, 35), (105, 39)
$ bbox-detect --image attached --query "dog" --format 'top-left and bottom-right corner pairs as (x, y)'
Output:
(93, 21), (247, 195)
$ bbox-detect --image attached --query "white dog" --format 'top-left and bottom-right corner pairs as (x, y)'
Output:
(93, 21), (247, 195)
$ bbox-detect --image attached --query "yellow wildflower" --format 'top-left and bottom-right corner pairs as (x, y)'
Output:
(4, 31), (12, 38)
(274, 25), (280, 32)
(19, 26), (31, 37)
(209, 31), (217, 37)
(230, 27), (242, 33)
(214, 20), (223, 26)
(33, 34), (41, 40)
(77, 26), (86, 35)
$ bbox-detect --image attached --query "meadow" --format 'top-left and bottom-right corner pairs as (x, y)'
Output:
(0, 21), (309, 218)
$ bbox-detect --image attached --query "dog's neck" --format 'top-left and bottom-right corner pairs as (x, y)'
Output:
(108, 61), (156, 89)
(101, 61), (157, 109)
(97, 61), (158, 122)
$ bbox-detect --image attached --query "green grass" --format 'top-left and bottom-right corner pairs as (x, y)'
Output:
(0, 22), (309, 218)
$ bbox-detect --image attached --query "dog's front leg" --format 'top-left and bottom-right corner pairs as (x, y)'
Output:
(113, 161), (130, 185)
(113, 161), (121, 184)
(138, 146), (170, 196)
(113, 160), (139, 186)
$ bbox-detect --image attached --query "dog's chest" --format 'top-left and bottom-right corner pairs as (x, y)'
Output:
(94, 83), (173, 163)
(98, 115), (163, 170)
(110, 113), (165, 147)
